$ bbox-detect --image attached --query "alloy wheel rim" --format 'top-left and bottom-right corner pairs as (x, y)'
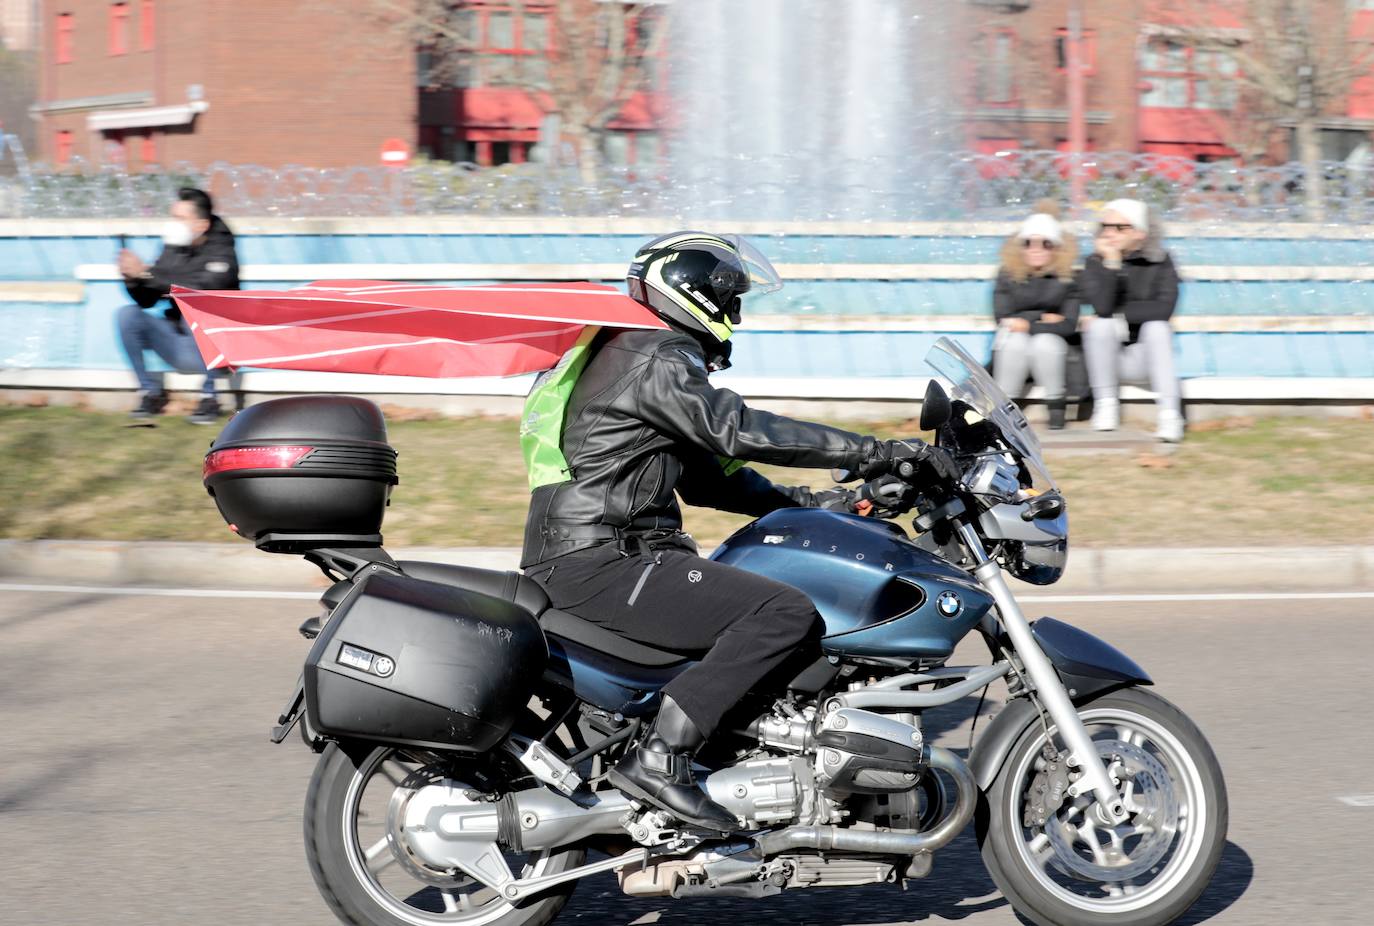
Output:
(1007, 707), (1209, 913)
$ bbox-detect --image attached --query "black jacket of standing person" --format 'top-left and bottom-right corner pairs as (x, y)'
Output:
(125, 216), (240, 320)
(1079, 249), (1179, 345)
(992, 271), (1081, 339)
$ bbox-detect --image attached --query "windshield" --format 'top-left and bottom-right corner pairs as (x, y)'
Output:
(922, 337), (1057, 491)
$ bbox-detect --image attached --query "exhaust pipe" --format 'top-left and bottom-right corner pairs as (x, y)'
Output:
(753, 746), (977, 857)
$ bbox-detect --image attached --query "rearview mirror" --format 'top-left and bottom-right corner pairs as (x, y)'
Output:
(919, 379), (952, 432)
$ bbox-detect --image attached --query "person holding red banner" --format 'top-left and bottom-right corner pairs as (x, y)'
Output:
(117, 187), (240, 424)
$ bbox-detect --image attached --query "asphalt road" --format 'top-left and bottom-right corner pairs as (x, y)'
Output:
(2, 586), (1371, 926)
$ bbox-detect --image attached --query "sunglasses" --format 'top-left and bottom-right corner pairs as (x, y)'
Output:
(1099, 222), (1134, 232)
(1022, 238), (1057, 250)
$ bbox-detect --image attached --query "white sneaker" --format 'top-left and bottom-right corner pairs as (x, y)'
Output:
(1156, 410), (1184, 443)
(1091, 398), (1120, 431)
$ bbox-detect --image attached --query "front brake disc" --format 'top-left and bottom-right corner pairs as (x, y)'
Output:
(1042, 739), (1178, 884)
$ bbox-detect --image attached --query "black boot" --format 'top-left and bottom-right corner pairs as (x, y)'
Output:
(608, 696), (739, 833)
(1047, 400), (1067, 431)
(129, 391), (168, 419)
(189, 396), (223, 425)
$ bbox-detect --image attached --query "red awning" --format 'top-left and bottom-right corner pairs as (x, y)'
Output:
(171, 280), (667, 379)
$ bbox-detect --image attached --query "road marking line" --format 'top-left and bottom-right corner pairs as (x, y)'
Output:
(1020, 592), (1374, 603)
(1338, 795), (1374, 807)
(3, 582), (1374, 604)
(0, 582), (320, 599)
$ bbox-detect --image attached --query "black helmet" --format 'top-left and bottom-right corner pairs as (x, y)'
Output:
(626, 231), (783, 343)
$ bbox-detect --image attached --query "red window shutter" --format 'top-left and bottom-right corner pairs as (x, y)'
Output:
(55, 13), (74, 64)
(139, 0), (154, 51)
(109, 3), (129, 56)
(55, 130), (74, 165)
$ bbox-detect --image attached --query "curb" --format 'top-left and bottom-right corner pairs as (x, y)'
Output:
(1, 539), (1370, 594)
(0, 540), (520, 591)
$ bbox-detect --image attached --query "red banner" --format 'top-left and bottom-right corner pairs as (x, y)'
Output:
(172, 280), (666, 379)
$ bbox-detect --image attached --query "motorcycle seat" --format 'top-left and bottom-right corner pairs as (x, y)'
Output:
(540, 608), (692, 668)
(397, 560), (691, 668)
(399, 560), (551, 616)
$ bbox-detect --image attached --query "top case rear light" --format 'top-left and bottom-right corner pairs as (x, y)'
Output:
(203, 445), (314, 479)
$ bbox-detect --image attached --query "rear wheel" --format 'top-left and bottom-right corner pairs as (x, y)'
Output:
(978, 687), (1227, 926)
(305, 742), (584, 926)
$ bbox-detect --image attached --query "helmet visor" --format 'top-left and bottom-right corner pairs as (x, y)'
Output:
(725, 234), (784, 295)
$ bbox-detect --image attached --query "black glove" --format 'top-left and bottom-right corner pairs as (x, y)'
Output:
(859, 438), (960, 484)
(812, 475), (914, 517)
(812, 486), (859, 512)
(854, 474), (914, 517)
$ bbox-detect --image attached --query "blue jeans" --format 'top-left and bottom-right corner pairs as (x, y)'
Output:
(116, 304), (219, 398)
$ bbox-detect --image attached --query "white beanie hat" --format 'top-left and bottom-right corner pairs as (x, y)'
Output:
(1102, 198), (1149, 233)
(1017, 212), (1063, 245)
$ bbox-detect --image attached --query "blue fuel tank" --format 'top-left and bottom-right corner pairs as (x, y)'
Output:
(711, 509), (993, 660)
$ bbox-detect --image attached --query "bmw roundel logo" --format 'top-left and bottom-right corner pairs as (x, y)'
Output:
(936, 591), (963, 618)
(373, 656), (395, 678)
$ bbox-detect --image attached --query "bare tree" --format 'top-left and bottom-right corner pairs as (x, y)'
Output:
(350, 0), (668, 183)
(1156, 0), (1374, 218)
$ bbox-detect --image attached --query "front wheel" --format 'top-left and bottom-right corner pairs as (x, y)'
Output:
(304, 742), (584, 926)
(977, 687), (1228, 926)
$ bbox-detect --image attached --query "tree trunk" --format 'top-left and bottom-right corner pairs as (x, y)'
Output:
(1296, 117), (1325, 222)
(578, 131), (600, 187)
(563, 121), (600, 188)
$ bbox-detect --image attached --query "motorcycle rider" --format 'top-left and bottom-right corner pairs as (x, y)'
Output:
(520, 232), (958, 832)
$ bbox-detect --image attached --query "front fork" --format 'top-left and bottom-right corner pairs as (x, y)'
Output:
(957, 522), (1128, 825)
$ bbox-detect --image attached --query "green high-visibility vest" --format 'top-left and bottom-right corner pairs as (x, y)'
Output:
(520, 327), (600, 490)
(519, 326), (747, 491)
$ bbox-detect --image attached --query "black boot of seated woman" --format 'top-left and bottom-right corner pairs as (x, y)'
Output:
(608, 696), (740, 833)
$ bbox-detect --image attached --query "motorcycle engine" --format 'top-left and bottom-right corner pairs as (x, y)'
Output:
(813, 708), (928, 795)
(698, 705), (928, 829)
(701, 756), (824, 828)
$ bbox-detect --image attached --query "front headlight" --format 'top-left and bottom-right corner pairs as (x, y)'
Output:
(1008, 537), (1068, 586)
(978, 502), (1069, 586)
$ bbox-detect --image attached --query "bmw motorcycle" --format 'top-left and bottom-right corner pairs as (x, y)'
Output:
(202, 337), (1227, 926)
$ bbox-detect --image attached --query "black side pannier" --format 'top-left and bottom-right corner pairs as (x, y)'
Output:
(304, 571), (547, 751)
(203, 396), (397, 552)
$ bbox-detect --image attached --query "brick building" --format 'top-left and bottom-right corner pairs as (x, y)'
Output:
(417, 0), (663, 168)
(32, 0), (415, 168)
(963, 0), (1374, 165)
(26, 1), (1374, 172)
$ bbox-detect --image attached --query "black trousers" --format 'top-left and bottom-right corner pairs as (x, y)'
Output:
(530, 544), (822, 736)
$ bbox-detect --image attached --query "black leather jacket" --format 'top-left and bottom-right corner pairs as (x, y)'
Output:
(125, 216), (240, 321)
(521, 328), (876, 567)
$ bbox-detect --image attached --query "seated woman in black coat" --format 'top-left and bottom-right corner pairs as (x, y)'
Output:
(1079, 198), (1183, 442)
(991, 201), (1080, 430)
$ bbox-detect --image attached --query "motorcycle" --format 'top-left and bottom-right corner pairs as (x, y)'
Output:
(202, 337), (1227, 926)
